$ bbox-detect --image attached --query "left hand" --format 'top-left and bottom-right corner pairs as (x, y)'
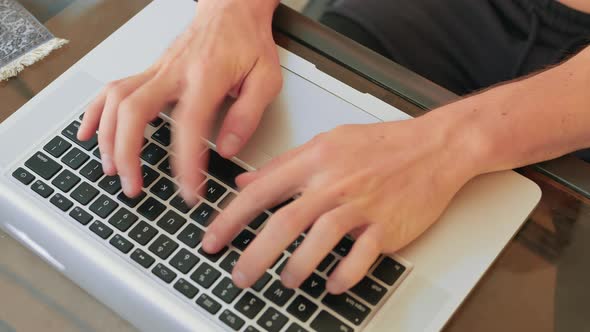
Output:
(202, 110), (486, 294)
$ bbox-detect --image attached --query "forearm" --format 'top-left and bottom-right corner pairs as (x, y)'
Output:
(428, 46), (590, 174)
(198, 0), (280, 19)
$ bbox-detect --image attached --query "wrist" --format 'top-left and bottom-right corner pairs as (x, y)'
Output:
(418, 96), (503, 179)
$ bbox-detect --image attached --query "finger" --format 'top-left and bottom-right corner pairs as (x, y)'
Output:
(78, 89), (106, 141)
(173, 71), (231, 205)
(203, 157), (308, 254)
(327, 224), (382, 294)
(229, 189), (341, 289)
(216, 62), (282, 158)
(98, 74), (153, 175)
(280, 205), (366, 289)
(235, 144), (306, 188)
(113, 75), (178, 196)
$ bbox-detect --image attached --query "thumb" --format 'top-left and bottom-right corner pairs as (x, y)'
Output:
(216, 61), (282, 158)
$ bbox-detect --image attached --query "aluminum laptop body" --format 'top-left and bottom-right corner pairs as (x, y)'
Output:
(0, 0), (541, 331)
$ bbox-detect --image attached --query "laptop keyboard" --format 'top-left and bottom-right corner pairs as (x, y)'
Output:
(11, 113), (410, 332)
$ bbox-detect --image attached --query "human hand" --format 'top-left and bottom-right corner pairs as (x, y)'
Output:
(77, 0), (282, 203)
(202, 110), (487, 294)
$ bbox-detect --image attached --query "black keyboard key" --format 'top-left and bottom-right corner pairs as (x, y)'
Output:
(249, 213), (268, 230)
(158, 157), (173, 177)
(152, 263), (177, 283)
(152, 122), (171, 146)
(170, 248), (200, 274)
(275, 257), (288, 275)
(213, 277), (243, 304)
(52, 169), (81, 193)
(199, 179), (226, 203)
(174, 278), (199, 299)
(62, 121), (98, 150)
(300, 273), (326, 299)
(191, 262), (221, 289)
(89, 194), (118, 218)
(287, 295), (317, 323)
(93, 148), (101, 159)
(286, 323), (308, 332)
(109, 234), (134, 254)
(80, 160), (103, 182)
(245, 326), (260, 332)
(322, 293), (370, 326)
(141, 143), (167, 165)
(196, 294), (221, 315)
(257, 307), (288, 332)
(263, 280), (294, 307)
(12, 167), (35, 185)
(129, 221), (158, 245)
(44, 136), (71, 157)
(141, 165), (159, 188)
(177, 223), (204, 248)
(218, 192), (236, 209)
(198, 246), (228, 263)
(31, 180), (54, 198)
(108, 208), (138, 232)
(70, 182), (98, 205)
(206, 150), (247, 189)
(269, 198), (294, 213)
(61, 147), (89, 170)
(148, 234), (179, 260)
(99, 175), (121, 194)
(220, 309), (245, 331)
(149, 117), (163, 127)
(235, 292), (265, 319)
(170, 195), (193, 214)
(287, 235), (305, 253)
(372, 257), (405, 286)
(333, 237), (354, 257)
(310, 311), (353, 332)
(89, 220), (113, 239)
(150, 177), (177, 201)
(317, 254), (335, 273)
(252, 272), (272, 292)
(219, 251), (240, 274)
(219, 310), (245, 331)
(351, 277), (386, 305)
(190, 202), (218, 227)
(130, 248), (155, 268)
(50, 193), (73, 211)
(327, 261), (339, 277)
(25, 152), (62, 180)
(157, 210), (186, 235)
(138, 197), (166, 221)
(232, 229), (256, 252)
(69, 206), (93, 225)
(117, 191), (146, 208)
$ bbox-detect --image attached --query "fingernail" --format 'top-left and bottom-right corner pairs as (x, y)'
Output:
(233, 269), (248, 287)
(181, 187), (197, 206)
(202, 233), (217, 252)
(281, 272), (296, 289)
(326, 280), (345, 294)
(220, 133), (242, 157)
(102, 154), (114, 174)
(120, 176), (131, 194)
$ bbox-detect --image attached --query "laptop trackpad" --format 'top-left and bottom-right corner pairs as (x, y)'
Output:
(243, 67), (382, 159)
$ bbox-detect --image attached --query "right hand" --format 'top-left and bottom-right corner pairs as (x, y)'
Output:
(78, 0), (282, 203)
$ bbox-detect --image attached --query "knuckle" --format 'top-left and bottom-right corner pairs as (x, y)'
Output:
(269, 208), (301, 232)
(314, 213), (343, 234)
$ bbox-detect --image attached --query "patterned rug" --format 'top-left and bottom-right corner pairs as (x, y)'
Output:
(0, 0), (67, 81)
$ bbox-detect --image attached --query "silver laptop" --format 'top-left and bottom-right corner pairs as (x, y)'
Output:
(0, 0), (541, 331)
